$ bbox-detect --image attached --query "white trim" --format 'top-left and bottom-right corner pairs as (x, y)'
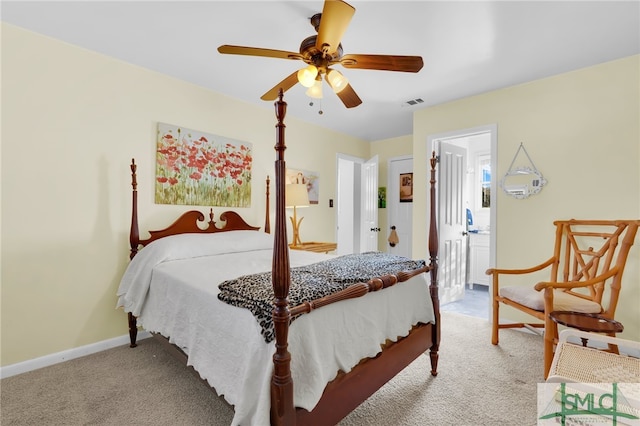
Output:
(335, 152), (366, 254)
(335, 152), (365, 164)
(0, 331), (151, 379)
(427, 123), (498, 321)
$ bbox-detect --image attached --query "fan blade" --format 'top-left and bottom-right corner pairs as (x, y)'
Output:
(218, 45), (302, 61)
(334, 83), (362, 108)
(261, 71), (300, 101)
(339, 54), (424, 72)
(315, 0), (355, 58)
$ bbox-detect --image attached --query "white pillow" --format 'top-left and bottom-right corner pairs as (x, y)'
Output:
(117, 230), (273, 315)
(142, 230), (273, 260)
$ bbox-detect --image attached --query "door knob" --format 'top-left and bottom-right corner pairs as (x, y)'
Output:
(462, 231), (468, 236)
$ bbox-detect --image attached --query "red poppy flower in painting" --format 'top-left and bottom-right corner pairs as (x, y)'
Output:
(155, 122), (252, 207)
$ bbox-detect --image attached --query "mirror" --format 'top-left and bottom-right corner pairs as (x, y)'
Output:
(500, 167), (547, 199)
(500, 143), (547, 199)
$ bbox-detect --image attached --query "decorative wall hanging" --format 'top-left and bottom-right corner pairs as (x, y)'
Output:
(155, 122), (252, 207)
(500, 142), (547, 199)
(286, 168), (319, 204)
(400, 172), (413, 202)
(378, 187), (387, 208)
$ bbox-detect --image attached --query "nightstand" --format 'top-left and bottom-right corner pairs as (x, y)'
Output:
(289, 242), (337, 254)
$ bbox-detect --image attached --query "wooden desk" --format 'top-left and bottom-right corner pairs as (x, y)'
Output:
(289, 242), (337, 254)
(550, 311), (624, 346)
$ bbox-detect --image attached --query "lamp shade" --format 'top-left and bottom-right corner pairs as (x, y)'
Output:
(305, 80), (323, 99)
(286, 184), (310, 208)
(326, 69), (348, 93)
(297, 65), (318, 88)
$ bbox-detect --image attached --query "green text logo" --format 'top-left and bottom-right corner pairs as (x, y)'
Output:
(538, 383), (639, 425)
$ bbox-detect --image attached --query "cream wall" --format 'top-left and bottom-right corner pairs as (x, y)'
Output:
(3, 23), (638, 368)
(1, 24), (369, 366)
(370, 135), (413, 251)
(412, 55), (640, 340)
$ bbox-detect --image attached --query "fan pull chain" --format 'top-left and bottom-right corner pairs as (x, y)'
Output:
(308, 99), (323, 115)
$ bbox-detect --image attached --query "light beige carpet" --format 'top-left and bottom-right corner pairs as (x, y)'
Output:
(1, 312), (544, 425)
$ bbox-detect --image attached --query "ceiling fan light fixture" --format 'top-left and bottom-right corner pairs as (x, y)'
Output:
(326, 69), (348, 93)
(297, 65), (318, 88)
(218, 0), (421, 109)
(305, 80), (323, 99)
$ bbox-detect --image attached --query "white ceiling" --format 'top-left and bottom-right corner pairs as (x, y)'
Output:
(3, 1), (639, 141)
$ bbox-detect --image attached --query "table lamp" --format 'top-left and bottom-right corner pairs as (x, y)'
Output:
(286, 183), (310, 247)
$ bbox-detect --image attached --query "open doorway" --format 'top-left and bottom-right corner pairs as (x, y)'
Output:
(335, 154), (379, 255)
(429, 124), (496, 320)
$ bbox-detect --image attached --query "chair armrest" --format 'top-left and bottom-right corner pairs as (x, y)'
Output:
(486, 257), (555, 276)
(533, 266), (619, 291)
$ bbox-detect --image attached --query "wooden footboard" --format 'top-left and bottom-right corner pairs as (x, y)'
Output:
(289, 266), (429, 317)
(296, 137), (441, 426)
(296, 323), (434, 425)
(270, 91), (440, 425)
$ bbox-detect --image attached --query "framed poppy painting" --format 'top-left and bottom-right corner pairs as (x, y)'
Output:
(155, 122), (252, 207)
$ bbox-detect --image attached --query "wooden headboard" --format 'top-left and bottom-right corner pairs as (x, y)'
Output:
(128, 159), (270, 259)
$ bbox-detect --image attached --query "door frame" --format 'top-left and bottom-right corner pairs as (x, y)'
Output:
(335, 153), (378, 255)
(427, 124), (497, 317)
(335, 153), (361, 255)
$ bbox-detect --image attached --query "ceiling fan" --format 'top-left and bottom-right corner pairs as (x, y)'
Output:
(217, 0), (424, 109)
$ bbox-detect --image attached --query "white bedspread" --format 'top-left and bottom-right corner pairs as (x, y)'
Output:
(116, 231), (435, 426)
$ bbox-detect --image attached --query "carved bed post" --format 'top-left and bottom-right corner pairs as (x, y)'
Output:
(271, 90), (295, 426)
(128, 158), (140, 348)
(265, 176), (271, 234)
(130, 159), (140, 260)
(428, 151), (440, 375)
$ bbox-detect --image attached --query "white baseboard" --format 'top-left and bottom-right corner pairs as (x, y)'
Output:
(0, 331), (151, 379)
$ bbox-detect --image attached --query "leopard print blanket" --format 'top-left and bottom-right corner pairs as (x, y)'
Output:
(218, 252), (426, 343)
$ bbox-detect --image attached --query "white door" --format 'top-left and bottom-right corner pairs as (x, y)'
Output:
(438, 142), (467, 305)
(387, 156), (413, 258)
(359, 155), (379, 253)
(336, 156), (355, 255)
(335, 154), (378, 255)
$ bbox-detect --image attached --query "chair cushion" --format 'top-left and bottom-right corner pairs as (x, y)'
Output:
(499, 286), (603, 313)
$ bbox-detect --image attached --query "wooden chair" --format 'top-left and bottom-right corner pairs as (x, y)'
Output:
(487, 219), (639, 378)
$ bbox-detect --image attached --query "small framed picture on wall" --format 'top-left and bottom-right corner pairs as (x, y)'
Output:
(400, 173), (413, 203)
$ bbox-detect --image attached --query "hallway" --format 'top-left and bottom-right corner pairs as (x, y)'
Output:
(440, 285), (489, 320)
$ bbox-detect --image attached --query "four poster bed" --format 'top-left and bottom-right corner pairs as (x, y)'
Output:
(117, 92), (441, 425)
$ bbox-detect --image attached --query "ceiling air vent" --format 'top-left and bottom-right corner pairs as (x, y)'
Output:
(403, 98), (425, 107)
